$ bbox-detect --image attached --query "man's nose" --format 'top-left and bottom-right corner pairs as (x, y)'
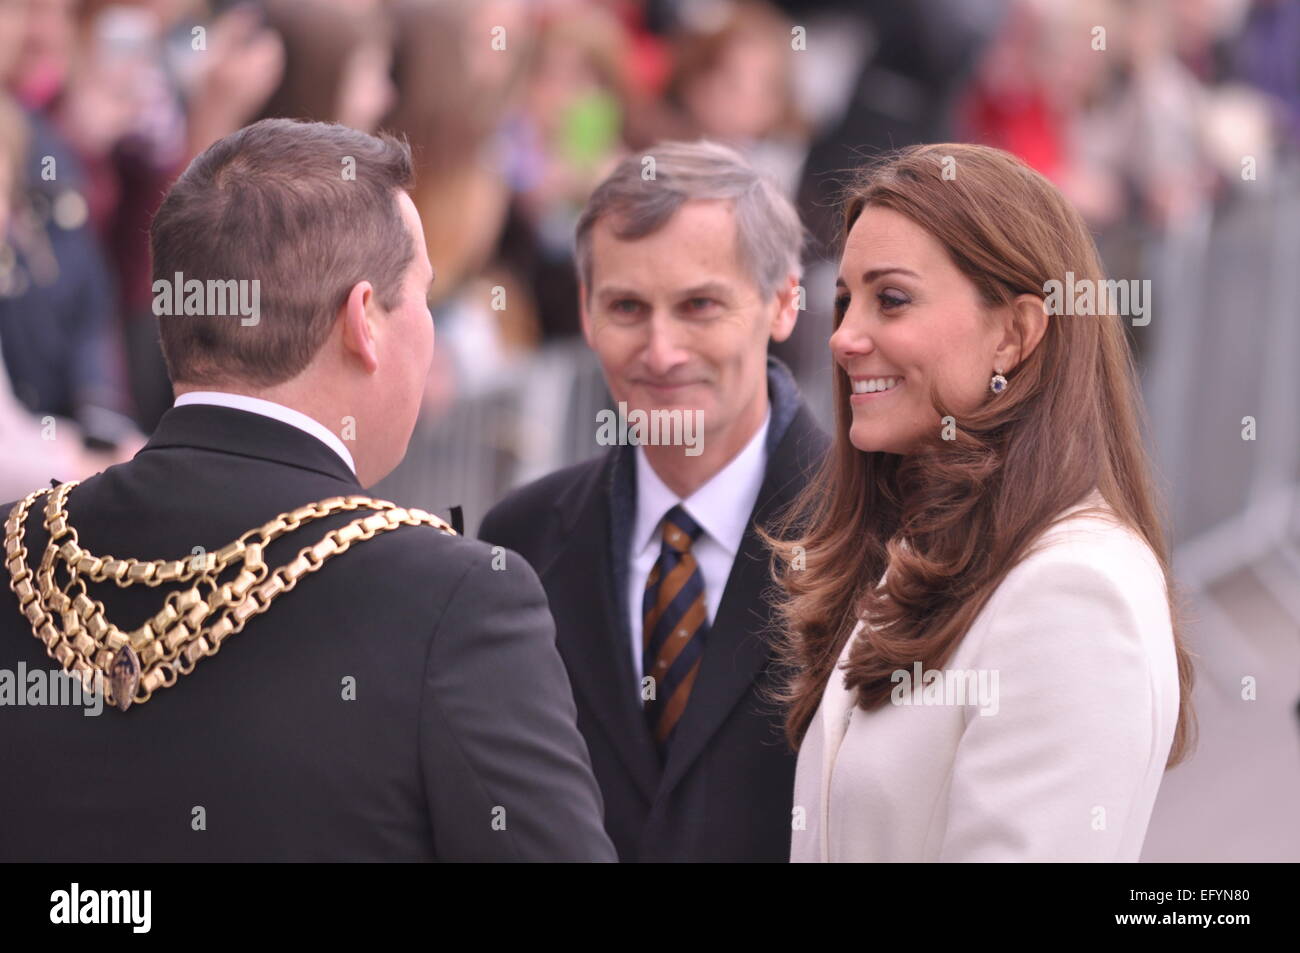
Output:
(641, 312), (689, 376)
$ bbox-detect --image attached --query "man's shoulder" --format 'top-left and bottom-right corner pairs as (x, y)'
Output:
(779, 402), (831, 458)
(480, 455), (607, 537)
(762, 402), (831, 496)
(294, 502), (513, 595)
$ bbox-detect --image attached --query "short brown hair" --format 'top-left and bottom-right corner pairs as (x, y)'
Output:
(152, 118), (414, 387)
(574, 139), (803, 299)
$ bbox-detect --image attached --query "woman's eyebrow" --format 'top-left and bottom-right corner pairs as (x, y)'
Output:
(837, 267), (920, 288)
(861, 267), (919, 283)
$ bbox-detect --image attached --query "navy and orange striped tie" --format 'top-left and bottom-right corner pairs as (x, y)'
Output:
(642, 505), (709, 753)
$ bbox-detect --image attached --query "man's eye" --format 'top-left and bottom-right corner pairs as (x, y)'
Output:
(878, 289), (910, 311)
(609, 299), (643, 316)
(684, 297), (720, 315)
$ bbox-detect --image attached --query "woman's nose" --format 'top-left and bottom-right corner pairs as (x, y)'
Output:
(830, 318), (874, 364)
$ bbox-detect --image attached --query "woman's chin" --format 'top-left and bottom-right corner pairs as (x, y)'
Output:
(848, 425), (911, 457)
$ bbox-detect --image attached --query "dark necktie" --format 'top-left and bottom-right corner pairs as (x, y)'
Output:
(641, 504), (709, 752)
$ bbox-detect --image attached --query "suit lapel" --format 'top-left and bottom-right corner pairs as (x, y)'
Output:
(657, 404), (829, 797)
(539, 455), (661, 803)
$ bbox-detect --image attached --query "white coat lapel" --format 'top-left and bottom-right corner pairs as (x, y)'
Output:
(816, 618), (864, 860)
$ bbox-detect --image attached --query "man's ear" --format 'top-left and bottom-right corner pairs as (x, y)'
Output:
(341, 280), (380, 374)
(994, 293), (1048, 372)
(769, 273), (801, 344)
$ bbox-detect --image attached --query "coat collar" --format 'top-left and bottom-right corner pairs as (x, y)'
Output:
(814, 619), (863, 860)
(136, 404), (364, 490)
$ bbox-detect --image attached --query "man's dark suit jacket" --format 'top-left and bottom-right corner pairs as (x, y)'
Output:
(0, 403), (615, 862)
(479, 358), (829, 861)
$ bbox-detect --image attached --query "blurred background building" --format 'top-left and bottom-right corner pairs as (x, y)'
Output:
(0, 0), (1296, 860)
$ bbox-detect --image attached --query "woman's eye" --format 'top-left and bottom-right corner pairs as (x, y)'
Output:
(878, 289), (909, 311)
(834, 294), (851, 318)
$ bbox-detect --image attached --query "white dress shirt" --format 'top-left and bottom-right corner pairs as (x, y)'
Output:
(628, 407), (770, 682)
(790, 491), (1181, 861)
(173, 391), (357, 476)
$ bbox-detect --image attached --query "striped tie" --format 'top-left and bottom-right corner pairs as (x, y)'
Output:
(642, 504), (709, 752)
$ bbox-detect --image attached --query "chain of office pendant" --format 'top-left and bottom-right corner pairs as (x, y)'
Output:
(4, 480), (455, 710)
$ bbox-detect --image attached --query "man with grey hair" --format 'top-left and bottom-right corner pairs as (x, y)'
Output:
(480, 140), (829, 861)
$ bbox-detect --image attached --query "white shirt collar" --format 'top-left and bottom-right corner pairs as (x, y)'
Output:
(632, 405), (770, 559)
(173, 391), (357, 476)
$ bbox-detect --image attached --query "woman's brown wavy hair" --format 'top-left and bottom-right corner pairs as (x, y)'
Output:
(761, 143), (1196, 768)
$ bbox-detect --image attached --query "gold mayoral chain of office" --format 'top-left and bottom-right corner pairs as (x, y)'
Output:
(3, 480), (456, 712)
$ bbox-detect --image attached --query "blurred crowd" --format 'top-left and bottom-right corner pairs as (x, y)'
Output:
(2, 0), (1299, 500)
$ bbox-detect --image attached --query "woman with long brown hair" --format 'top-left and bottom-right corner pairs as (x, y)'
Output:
(765, 143), (1195, 861)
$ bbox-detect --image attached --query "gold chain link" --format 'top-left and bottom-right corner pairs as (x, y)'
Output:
(3, 481), (456, 711)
